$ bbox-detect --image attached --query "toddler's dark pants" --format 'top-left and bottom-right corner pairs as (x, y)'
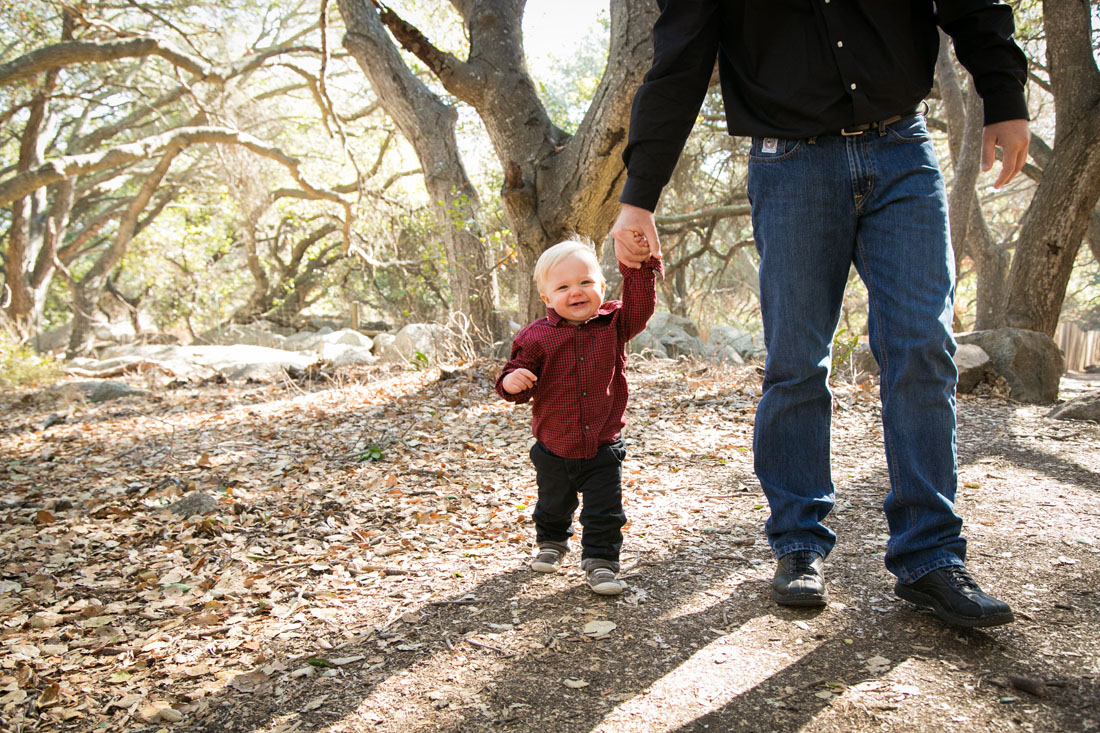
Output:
(529, 439), (626, 563)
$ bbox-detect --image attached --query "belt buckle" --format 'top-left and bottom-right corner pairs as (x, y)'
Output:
(840, 127), (865, 136)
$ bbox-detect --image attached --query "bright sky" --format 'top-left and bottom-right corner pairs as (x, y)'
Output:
(522, 0), (607, 76)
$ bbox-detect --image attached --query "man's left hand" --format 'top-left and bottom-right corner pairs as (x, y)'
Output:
(982, 119), (1029, 189)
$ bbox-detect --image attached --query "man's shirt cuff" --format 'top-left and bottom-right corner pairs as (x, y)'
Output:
(982, 91), (1030, 126)
(619, 176), (661, 213)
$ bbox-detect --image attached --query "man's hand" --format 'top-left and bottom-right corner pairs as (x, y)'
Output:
(612, 204), (662, 269)
(982, 118), (1029, 189)
(501, 368), (537, 394)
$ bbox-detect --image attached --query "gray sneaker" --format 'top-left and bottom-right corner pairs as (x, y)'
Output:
(531, 541), (568, 573)
(582, 559), (623, 595)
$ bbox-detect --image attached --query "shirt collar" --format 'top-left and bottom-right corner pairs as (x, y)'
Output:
(545, 301), (618, 326)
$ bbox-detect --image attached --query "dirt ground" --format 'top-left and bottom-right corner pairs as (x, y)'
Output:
(0, 359), (1098, 732)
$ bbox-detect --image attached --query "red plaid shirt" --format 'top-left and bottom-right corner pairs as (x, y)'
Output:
(495, 258), (663, 459)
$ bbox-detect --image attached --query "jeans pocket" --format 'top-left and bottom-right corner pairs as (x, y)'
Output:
(748, 137), (803, 163)
(886, 115), (932, 144)
(602, 440), (626, 465)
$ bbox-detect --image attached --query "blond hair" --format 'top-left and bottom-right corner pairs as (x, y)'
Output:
(533, 239), (602, 295)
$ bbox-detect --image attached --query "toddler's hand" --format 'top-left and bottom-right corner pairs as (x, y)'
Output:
(502, 368), (537, 394)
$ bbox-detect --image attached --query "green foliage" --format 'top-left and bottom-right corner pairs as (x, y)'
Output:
(0, 330), (62, 388)
(410, 351), (430, 370)
(830, 326), (860, 374)
(358, 444), (384, 462)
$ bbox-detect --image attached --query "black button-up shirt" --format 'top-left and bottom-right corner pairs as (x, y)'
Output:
(621, 0), (1029, 211)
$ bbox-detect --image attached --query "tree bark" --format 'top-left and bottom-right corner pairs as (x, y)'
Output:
(67, 150), (179, 356)
(339, 0), (500, 340)
(2, 13), (73, 333)
(1001, 0), (1100, 336)
(340, 0), (658, 323)
(935, 40), (1010, 330)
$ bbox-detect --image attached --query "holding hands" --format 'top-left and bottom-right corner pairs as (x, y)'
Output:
(612, 204), (662, 269)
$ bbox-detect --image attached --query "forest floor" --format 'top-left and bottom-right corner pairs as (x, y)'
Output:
(1, 358), (1098, 733)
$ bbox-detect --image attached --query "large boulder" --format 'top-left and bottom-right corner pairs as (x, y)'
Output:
(379, 324), (449, 365)
(646, 312), (704, 357)
(708, 326), (762, 360)
(88, 344), (317, 381)
(956, 328), (1064, 404)
(322, 343), (378, 366)
(195, 321), (288, 349)
(373, 332), (396, 356)
(322, 328), (373, 349)
(627, 329), (669, 359)
(705, 342), (745, 365)
(954, 344), (991, 394)
(283, 327), (331, 352)
(836, 342), (992, 394)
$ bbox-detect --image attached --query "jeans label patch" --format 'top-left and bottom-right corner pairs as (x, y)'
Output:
(762, 138), (779, 153)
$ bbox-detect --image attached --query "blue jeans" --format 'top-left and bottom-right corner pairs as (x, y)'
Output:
(747, 115), (966, 584)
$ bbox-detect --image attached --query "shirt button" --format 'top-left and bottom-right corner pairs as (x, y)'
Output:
(582, 391), (587, 396)
(584, 425), (590, 430)
(579, 356), (584, 362)
(850, 82), (857, 90)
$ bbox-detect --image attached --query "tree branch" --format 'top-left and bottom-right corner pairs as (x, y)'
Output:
(0, 38), (213, 87)
(366, 0), (482, 99)
(656, 203), (751, 226)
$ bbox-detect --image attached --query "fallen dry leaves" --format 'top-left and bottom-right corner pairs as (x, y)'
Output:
(0, 359), (1098, 732)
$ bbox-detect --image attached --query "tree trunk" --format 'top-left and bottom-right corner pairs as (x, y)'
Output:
(935, 37), (1010, 331)
(339, 0), (501, 342)
(67, 151), (178, 356)
(2, 13), (72, 333)
(1001, 0), (1100, 336)
(340, 0), (658, 324)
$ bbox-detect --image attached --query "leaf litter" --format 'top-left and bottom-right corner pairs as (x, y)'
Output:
(0, 360), (1097, 731)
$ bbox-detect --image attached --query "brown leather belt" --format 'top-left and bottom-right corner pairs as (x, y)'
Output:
(840, 108), (919, 136)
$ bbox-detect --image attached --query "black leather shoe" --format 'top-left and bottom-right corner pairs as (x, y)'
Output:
(772, 551), (828, 607)
(895, 566), (1014, 628)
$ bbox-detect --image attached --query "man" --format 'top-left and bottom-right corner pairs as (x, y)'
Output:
(613, 1), (1029, 628)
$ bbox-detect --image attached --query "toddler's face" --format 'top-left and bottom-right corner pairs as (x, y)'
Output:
(539, 254), (605, 325)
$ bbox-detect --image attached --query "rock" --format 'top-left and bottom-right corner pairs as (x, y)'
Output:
(705, 343), (745, 365)
(323, 343), (378, 367)
(956, 328), (1064, 404)
(628, 329), (669, 358)
(954, 344), (991, 394)
(1047, 392), (1100, 422)
(381, 324), (449, 365)
(373, 332), (396, 356)
(708, 326), (762, 359)
(322, 328), (374, 349)
(646, 312), (704, 357)
(33, 322), (72, 353)
(168, 491), (218, 516)
(847, 344), (879, 377)
(89, 381), (148, 403)
(283, 331), (326, 352)
(195, 321), (288, 349)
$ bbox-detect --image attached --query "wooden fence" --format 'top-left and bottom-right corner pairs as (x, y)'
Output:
(1055, 321), (1100, 372)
